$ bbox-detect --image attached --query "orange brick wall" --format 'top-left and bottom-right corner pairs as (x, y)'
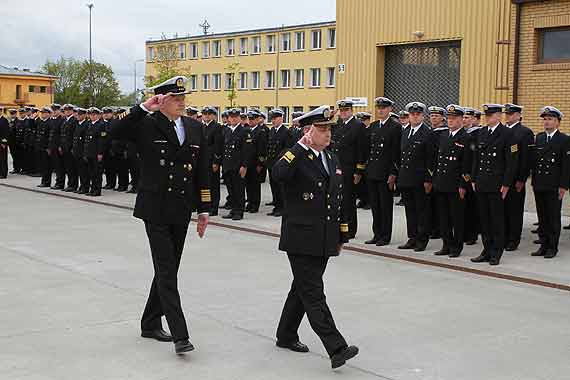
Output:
(509, 0), (570, 133)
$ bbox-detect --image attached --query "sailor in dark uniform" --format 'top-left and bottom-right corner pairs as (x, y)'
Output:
(83, 107), (107, 196)
(274, 105), (359, 370)
(503, 103), (534, 251)
(462, 107), (483, 245)
(185, 106), (200, 120)
(266, 108), (291, 216)
(0, 107), (9, 178)
(427, 106), (449, 239)
(71, 108), (90, 194)
(60, 104), (79, 192)
(355, 112), (372, 210)
(470, 104), (517, 266)
(111, 76), (211, 354)
(530, 107), (569, 259)
(202, 106), (224, 216)
(245, 109), (268, 213)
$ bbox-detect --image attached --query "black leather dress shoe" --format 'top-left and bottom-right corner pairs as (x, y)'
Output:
(434, 248), (450, 256)
(51, 185), (64, 190)
(232, 214), (243, 221)
(398, 239), (416, 250)
(489, 257), (501, 266)
(563, 224), (570, 230)
(126, 188), (137, 194)
(465, 240), (477, 246)
(63, 187), (76, 192)
(37, 183), (50, 188)
(141, 329), (173, 342)
(222, 213), (234, 219)
(265, 201), (275, 206)
(505, 242), (518, 252)
(364, 238), (378, 245)
(331, 345), (359, 369)
(544, 250), (557, 259)
(174, 339), (195, 354)
(531, 248), (546, 256)
(116, 186), (128, 192)
(471, 254), (489, 263)
(375, 240), (389, 246)
(276, 340), (309, 353)
(533, 239), (543, 245)
(531, 229), (539, 234)
(414, 242), (428, 252)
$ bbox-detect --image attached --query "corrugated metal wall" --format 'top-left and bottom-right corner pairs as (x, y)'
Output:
(336, 0), (512, 111)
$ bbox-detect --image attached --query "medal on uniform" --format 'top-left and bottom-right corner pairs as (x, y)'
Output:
(187, 163), (193, 171)
(160, 159), (165, 166)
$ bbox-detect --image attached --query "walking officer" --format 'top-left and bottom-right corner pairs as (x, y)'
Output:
(274, 106), (359, 370)
(470, 104), (517, 266)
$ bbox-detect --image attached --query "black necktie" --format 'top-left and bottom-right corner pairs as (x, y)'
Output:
(316, 152), (328, 176)
(547, 135), (551, 143)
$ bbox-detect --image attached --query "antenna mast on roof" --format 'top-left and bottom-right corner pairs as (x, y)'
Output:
(199, 19), (211, 35)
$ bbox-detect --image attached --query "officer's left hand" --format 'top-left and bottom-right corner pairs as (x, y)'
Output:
(515, 181), (525, 192)
(239, 166), (247, 178)
(423, 182), (433, 194)
(559, 187), (567, 201)
(97, 154), (103, 162)
(197, 213), (209, 238)
(353, 174), (362, 185)
(500, 185), (509, 200)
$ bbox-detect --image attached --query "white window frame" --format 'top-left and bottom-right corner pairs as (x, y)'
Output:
(147, 46), (155, 61)
(190, 43), (198, 59)
(310, 68), (321, 87)
(202, 41), (210, 58)
(202, 74), (210, 90)
(213, 40), (221, 57)
(326, 67), (335, 87)
(265, 70), (275, 89)
(251, 36), (261, 54)
(225, 73), (234, 90)
(178, 43), (186, 59)
(280, 69), (290, 88)
(294, 69), (304, 88)
(239, 72), (248, 89)
(226, 39), (235, 56)
(240, 38), (248, 55)
(311, 30), (322, 50)
(251, 71), (260, 89)
(190, 74), (197, 90)
(213, 73), (221, 90)
(266, 35), (276, 53)
(327, 28), (336, 48)
(281, 33), (291, 52)
(294, 31), (305, 51)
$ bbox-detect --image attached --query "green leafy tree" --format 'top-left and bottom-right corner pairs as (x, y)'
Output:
(225, 61), (242, 108)
(145, 45), (192, 88)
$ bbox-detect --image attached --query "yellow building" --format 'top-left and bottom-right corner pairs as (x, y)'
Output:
(0, 65), (57, 112)
(145, 21), (337, 123)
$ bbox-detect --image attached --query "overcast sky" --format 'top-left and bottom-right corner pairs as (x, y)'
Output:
(0, 0), (336, 94)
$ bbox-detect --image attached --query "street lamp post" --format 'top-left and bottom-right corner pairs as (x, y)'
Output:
(134, 59), (144, 105)
(87, 3), (94, 106)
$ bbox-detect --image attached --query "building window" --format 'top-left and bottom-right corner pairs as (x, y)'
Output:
(294, 31), (305, 50)
(202, 41), (210, 58)
(538, 27), (570, 64)
(294, 69), (304, 87)
(267, 35), (276, 53)
(213, 40), (221, 57)
(280, 106), (290, 124)
(239, 72), (248, 89)
(202, 74), (210, 90)
(327, 28), (336, 48)
(40, 86), (46, 93)
(190, 75), (197, 90)
(252, 36), (261, 54)
(213, 73), (221, 90)
(178, 43), (186, 59)
(311, 30), (322, 49)
(265, 106), (273, 119)
(281, 33), (291, 52)
(240, 38), (248, 55)
(226, 39), (235, 56)
(265, 70), (275, 88)
(293, 106), (304, 113)
(147, 46), (155, 61)
(280, 69), (290, 88)
(190, 43), (198, 58)
(293, 69), (304, 87)
(310, 68), (320, 87)
(251, 71), (260, 89)
(28, 85), (35, 93)
(326, 67), (335, 87)
(225, 73), (234, 90)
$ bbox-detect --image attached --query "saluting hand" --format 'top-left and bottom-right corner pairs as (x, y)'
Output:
(500, 185), (509, 200)
(239, 166), (247, 178)
(299, 129), (313, 147)
(142, 94), (171, 112)
(458, 187), (466, 200)
(197, 213), (208, 238)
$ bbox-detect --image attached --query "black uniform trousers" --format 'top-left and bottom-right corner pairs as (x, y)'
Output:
(75, 155), (89, 191)
(52, 151), (65, 187)
(24, 145), (35, 173)
(269, 169), (284, 211)
(210, 167), (221, 212)
(0, 146), (7, 178)
(401, 186), (429, 244)
(504, 187), (525, 245)
(342, 170), (358, 238)
(40, 150), (52, 185)
(437, 192), (465, 254)
(245, 167), (262, 211)
(425, 194), (440, 237)
(224, 169), (246, 216)
(104, 153), (118, 188)
(368, 178), (394, 242)
(477, 192), (505, 258)
(356, 176), (369, 205)
(464, 186), (480, 242)
(534, 190), (562, 253)
(87, 158), (103, 193)
(115, 154), (130, 189)
(142, 221), (189, 342)
(128, 155), (140, 190)
(12, 144), (23, 172)
(276, 254), (347, 357)
(63, 151), (78, 189)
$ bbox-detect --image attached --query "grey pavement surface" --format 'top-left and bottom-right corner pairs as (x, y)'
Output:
(1, 180), (570, 380)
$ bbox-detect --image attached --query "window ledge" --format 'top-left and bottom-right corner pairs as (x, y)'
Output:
(309, 86), (321, 89)
(532, 62), (570, 71)
(326, 85), (336, 88)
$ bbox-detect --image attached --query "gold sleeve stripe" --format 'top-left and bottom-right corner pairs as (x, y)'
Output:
(356, 163), (366, 170)
(284, 151), (295, 161)
(511, 144), (518, 153)
(340, 223), (349, 233)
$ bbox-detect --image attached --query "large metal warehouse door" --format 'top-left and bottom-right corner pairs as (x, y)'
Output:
(384, 41), (461, 110)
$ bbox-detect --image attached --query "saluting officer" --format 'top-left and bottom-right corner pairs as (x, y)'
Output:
(35, 107), (53, 187)
(245, 109), (268, 213)
(71, 108), (90, 194)
(83, 107), (107, 196)
(201, 106), (224, 215)
(462, 107), (483, 245)
(530, 107), (569, 259)
(330, 99), (367, 239)
(274, 105), (359, 370)
(503, 103), (534, 251)
(0, 107), (9, 178)
(266, 108), (291, 217)
(432, 105), (471, 257)
(397, 102), (434, 252)
(222, 108), (253, 220)
(60, 104), (79, 192)
(364, 97), (401, 246)
(111, 76), (211, 354)
(470, 104), (517, 266)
